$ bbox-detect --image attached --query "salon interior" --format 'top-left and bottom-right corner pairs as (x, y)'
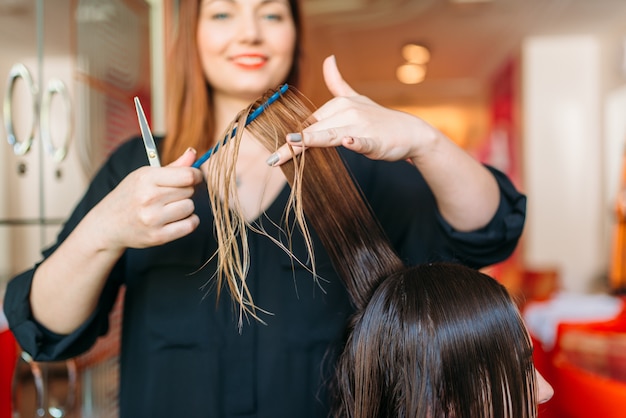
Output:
(1, 0), (626, 416)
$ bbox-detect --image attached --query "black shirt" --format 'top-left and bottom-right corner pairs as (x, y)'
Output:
(4, 137), (526, 417)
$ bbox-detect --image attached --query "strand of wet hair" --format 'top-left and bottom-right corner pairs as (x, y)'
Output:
(204, 85), (405, 322)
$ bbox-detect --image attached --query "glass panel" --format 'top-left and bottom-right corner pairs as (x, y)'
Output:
(75, 0), (152, 178)
(1, 1), (151, 416)
(0, 0), (41, 286)
(40, 0), (86, 224)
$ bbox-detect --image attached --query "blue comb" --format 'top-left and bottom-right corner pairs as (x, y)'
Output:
(192, 84), (290, 168)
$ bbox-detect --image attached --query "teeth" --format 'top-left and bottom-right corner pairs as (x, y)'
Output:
(233, 56), (265, 65)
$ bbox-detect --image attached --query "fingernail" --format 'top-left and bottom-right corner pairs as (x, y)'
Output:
(286, 133), (302, 143)
(266, 153), (280, 166)
(187, 147), (197, 154)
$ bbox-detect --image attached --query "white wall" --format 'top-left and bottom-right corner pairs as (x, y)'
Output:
(146, 0), (166, 134)
(606, 86), (626, 210)
(522, 36), (606, 292)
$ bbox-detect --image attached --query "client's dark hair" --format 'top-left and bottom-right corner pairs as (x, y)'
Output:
(204, 86), (537, 417)
(334, 263), (537, 418)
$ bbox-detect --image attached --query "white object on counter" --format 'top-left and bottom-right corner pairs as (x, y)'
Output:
(523, 291), (624, 350)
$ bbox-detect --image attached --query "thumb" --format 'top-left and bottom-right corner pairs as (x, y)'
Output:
(168, 147), (197, 167)
(323, 55), (359, 98)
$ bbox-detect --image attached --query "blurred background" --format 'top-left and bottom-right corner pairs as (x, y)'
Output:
(1, 0), (626, 416)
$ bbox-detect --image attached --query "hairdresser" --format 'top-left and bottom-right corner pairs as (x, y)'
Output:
(3, 1), (526, 417)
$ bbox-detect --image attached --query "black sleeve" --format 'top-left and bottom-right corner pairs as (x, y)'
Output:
(3, 260), (124, 361)
(430, 166), (526, 268)
(340, 149), (526, 269)
(2, 137), (145, 361)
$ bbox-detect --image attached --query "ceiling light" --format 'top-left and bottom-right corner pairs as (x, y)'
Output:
(396, 63), (426, 84)
(448, 0), (493, 3)
(401, 43), (430, 64)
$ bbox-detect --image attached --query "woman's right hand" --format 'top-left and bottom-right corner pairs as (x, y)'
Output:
(92, 147), (204, 252)
(30, 148), (204, 335)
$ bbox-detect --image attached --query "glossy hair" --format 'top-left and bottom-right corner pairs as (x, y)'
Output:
(161, 0), (302, 165)
(205, 85), (538, 416)
(333, 262), (537, 418)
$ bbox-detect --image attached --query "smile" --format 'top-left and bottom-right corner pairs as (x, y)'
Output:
(231, 55), (267, 69)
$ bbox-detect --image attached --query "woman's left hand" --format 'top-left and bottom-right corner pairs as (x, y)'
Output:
(267, 55), (438, 166)
(267, 55), (501, 233)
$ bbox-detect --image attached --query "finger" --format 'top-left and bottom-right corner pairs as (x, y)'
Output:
(136, 195), (196, 231)
(154, 167), (203, 188)
(168, 147), (197, 167)
(156, 184), (198, 206)
(291, 127), (353, 149)
(341, 136), (375, 155)
(156, 148), (203, 187)
(162, 197), (197, 225)
(266, 143), (304, 167)
(149, 213), (200, 246)
(323, 55), (358, 98)
(163, 214), (200, 242)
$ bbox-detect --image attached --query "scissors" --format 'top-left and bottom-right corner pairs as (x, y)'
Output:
(134, 97), (161, 167)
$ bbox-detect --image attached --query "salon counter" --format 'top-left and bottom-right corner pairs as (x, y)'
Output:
(524, 293), (626, 418)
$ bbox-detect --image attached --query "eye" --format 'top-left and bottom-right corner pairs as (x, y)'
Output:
(199, 1), (236, 21)
(212, 12), (231, 20)
(262, 13), (283, 22)
(258, 3), (290, 23)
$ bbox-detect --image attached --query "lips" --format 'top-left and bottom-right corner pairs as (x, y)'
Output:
(231, 54), (268, 70)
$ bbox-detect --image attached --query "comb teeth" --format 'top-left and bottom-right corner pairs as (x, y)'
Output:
(192, 84), (290, 168)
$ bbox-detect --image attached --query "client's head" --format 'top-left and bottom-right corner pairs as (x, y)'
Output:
(334, 262), (553, 418)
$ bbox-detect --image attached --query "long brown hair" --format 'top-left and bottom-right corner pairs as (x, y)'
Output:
(161, 0), (303, 165)
(204, 87), (403, 324)
(205, 85), (538, 417)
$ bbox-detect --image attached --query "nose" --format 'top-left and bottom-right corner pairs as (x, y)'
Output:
(536, 370), (554, 404)
(238, 13), (261, 43)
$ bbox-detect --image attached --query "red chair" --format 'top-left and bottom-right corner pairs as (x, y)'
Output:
(0, 329), (18, 418)
(548, 298), (626, 418)
(553, 354), (626, 418)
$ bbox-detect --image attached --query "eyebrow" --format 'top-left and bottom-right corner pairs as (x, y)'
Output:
(202, 0), (289, 4)
(201, 0), (232, 5)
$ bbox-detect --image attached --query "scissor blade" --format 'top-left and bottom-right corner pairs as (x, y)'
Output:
(134, 97), (161, 167)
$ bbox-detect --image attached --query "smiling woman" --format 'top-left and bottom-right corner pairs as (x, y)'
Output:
(3, 0), (527, 416)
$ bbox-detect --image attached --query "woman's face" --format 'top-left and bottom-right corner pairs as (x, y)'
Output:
(197, 0), (296, 100)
